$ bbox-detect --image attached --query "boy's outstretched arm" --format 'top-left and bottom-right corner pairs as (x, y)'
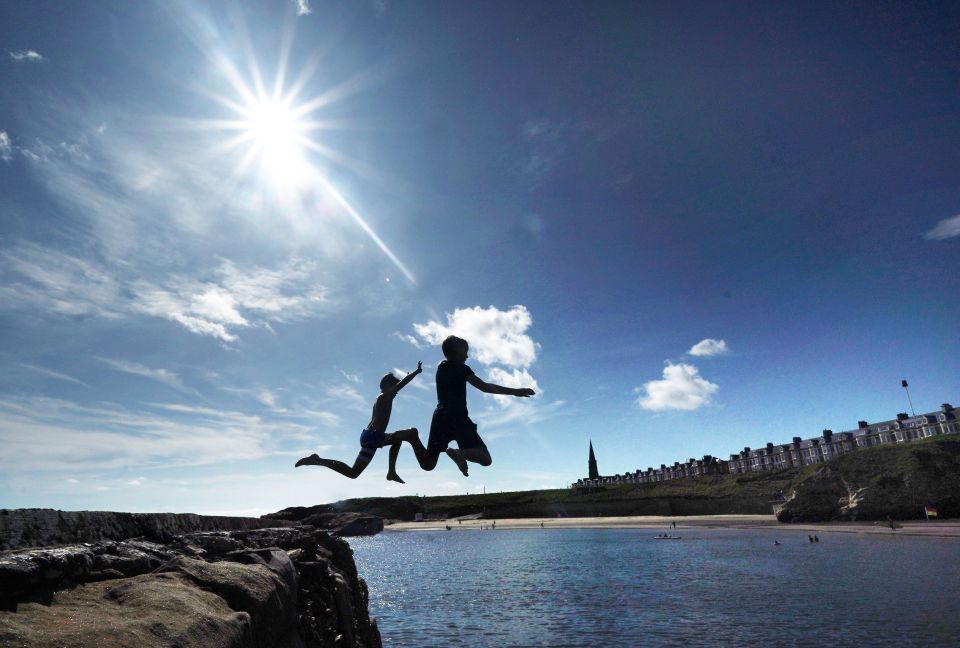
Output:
(466, 373), (535, 397)
(385, 361), (422, 396)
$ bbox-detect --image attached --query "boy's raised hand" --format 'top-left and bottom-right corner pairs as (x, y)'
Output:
(515, 387), (536, 397)
(414, 361), (422, 374)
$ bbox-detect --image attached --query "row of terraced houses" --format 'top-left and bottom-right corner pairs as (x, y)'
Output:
(573, 402), (958, 488)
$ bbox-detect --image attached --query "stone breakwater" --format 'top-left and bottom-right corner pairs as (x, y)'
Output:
(0, 508), (295, 551)
(0, 526), (382, 648)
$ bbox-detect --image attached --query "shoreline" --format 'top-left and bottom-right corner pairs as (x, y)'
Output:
(384, 514), (960, 538)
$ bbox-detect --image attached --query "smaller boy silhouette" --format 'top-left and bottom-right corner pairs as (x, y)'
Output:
(295, 362), (421, 483)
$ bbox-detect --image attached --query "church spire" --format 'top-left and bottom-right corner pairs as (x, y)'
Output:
(588, 440), (599, 480)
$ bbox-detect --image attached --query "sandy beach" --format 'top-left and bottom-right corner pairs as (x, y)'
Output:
(385, 515), (960, 538)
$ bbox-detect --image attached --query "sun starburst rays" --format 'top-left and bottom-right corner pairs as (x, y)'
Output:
(181, 29), (417, 285)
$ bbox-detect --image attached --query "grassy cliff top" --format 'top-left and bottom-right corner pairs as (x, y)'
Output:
(272, 468), (798, 522)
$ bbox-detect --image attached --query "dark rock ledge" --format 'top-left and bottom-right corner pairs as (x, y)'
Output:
(0, 527), (382, 648)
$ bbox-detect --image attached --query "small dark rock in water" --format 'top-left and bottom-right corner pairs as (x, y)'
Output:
(0, 527), (382, 648)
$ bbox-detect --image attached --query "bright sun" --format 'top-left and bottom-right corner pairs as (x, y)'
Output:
(195, 32), (419, 284)
(239, 98), (312, 189)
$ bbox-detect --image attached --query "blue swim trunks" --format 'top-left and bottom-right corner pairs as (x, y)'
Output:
(359, 427), (385, 460)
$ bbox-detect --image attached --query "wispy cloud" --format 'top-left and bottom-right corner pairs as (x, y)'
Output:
(688, 338), (729, 357)
(0, 131), (12, 161)
(520, 119), (564, 189)
(95, 357), (191, 393)
(131, 259), (329, 342)
(326, 383), (367, 410)
(20, 363), (90, 387)
(392, 331), (422, 348)
(0, 243), (126, 319)
(0, 396), (298, 473)
(925, 214), (960, 240)
(635, 362), (718, 411)
(293, 0), (312, 16)
(0, 242), (329, 343)
(9, 50), (44, 63)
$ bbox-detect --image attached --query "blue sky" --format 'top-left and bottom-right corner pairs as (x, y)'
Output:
(1, 1), (958, 515)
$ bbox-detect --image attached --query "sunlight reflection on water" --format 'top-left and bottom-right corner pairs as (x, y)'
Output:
(350, 528), (960, 647)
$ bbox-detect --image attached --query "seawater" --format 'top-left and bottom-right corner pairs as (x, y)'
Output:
(350, 527), (960, 647)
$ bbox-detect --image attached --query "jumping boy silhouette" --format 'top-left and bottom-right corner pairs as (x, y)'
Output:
(398, 335), (535, 476)
(295, 362), (421, 483)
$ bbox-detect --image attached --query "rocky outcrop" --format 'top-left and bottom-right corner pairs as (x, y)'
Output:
(0, 509), (293, 551)
(264, 507), (383, 537)
(0, 527), (382, 648)
(777, 436), (960, 522)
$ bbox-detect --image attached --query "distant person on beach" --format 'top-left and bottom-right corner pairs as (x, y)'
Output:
(295, 362), (422, 483)
(392, 335), (535, 476)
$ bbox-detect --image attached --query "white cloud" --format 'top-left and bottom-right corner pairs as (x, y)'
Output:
(485, 367), (539, 406)
(392, 331), (422, 348)
(0, 243), (126, 319)
(925, 214), (960, 240)
(339, 369), (361, 384)
(131, 259), (328, 342)
(481, 398), (565, 429)
(20, 363), (90, 387)
(294, 0), (312, 16)
(520, 119), (564, 189)
(0, 243), (328, 343)
(126, 477), (146, 487)
(413, 305), (538, 368)
(0, 396), (294, 473)
(635, 362), (718, 411)
(688, 338), (729, 357)
(9, 50), (44, 62)
(96, 357), (191, 393)
(326, 383), (367, 410)
(0, 131), (12, 161)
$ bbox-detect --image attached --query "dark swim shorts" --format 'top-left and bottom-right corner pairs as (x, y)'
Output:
(359, 427), (385, 460)
(426, 407), (486, 456)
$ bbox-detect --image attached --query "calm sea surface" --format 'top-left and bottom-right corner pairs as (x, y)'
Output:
(350, 528), (960, 647)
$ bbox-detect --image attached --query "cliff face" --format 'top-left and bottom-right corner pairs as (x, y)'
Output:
(777, 436), (960, 522)
(0, 509), (294, 551)
(0, 527), (382, 648)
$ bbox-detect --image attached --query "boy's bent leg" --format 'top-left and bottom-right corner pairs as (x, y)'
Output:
(452, 419), (491, 467)
(384, 432), (409, 483)
(459, 446), (492, 466)
(386, 443), (405, 483)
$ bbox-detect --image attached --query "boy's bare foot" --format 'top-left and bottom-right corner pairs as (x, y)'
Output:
(295, 454), (321, 467)
(446, 448), (469, 477)
(386, 471), (406, 484)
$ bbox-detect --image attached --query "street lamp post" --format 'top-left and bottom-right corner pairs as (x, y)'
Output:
(901, 379), (916, 417)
